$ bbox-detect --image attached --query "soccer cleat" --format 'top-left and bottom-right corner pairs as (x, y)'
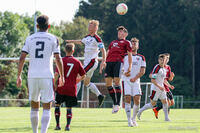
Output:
(137, 111), (141, 120)
(153, 108), (159, 119)
(54, 126), (61, 130)
(128, 121), (134, 127)
(65, 126), (70, 131)
(98, 95), (105, 108)
(132, 121), (138, 127)
(165, 118), (171, 122)
(112, 105), (120, 114)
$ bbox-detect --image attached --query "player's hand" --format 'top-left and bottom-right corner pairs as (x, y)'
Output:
(170, 72), (175, 79)
(130, 77), (136, 82)
(16, 76), (22, 88)
(58, 76), (65, 87)
(65, 40), (71, 43)
(170, 85), (175, 90)
(124, 71), (130, 77)
(159, 86), (165, 91)
(99, 62), (106, 74)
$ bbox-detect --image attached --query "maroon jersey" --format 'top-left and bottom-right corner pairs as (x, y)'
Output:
(164, 65), (171, 92)
(106, 39), (132, 62)
(56, 56), (86, 96)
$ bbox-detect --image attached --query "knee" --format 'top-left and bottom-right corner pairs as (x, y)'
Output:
(113, 80), (120, 86)
(84, 80), (90, 86)
(170, 100), (175, 106)
(125, 96), (131, 104)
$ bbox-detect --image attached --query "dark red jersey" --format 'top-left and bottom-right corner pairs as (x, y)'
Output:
(56, 56), (86, 96)
(106, 39), (132, 62)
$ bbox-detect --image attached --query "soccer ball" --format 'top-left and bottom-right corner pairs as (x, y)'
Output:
(116, 3), (128, 15)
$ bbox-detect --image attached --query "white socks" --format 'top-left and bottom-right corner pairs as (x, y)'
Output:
(87, 82), (101, 96)
(41, 109), (51, 133)
(132, 104), (139, 121)
(139, 103), (153, 113)
(162, 103), (169, 120)
(125, 103), (131, 121)
(30, 109), (39, 133)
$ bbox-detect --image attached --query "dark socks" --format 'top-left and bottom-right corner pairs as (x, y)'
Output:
(66, 108), (72, 127)
(55, 106), (60, 127)
(115, 85), (121, 105)
(107, 86), (117, 105)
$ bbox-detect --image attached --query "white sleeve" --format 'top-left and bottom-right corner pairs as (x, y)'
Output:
(22, 38), (29, 54)
(141, 59), (146, 67)
(81, 38), (86, 44)
(53, 38), (60, 54)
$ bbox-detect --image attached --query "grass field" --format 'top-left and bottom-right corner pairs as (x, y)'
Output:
(0, 107), (199, 133)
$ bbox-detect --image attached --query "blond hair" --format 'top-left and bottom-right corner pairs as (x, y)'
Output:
(89, 20), (99, 27)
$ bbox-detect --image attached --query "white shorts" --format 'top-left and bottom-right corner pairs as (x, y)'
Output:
(122, 81), (142, 96)
(28, 78), (54, 103)
(150, 88), (167, 101)
(84, 58), (98, 78)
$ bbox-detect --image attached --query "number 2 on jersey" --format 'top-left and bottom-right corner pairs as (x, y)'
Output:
(35, 41), (44, 58)
(66, 63), (74, 77)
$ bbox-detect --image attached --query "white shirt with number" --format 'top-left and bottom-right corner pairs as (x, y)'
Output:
(22, 32), (60, 78)
(122, 54), (146, 83)
(81, 34), (103, 65)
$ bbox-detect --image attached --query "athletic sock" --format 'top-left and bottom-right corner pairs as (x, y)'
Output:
(30, 108), (39, 133)
(77, 82), (81, 94)
(114, 85), (121, 105)
(125, 103), (131, 121)
(162, 103), (169, 120)
(66, 108), (72, 127)
(132, 104), (139, 121)
(107, 86), (117, 105)
(168, 107), (170, 114)
(156, 104), (163, 111)
(87, 82), (101, 96)
(54, 106), (60, 127)
(139, 103), (154, 113)
(41, 109), (51, 133)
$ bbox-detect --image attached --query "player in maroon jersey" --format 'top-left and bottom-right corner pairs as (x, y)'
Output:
(54, 43), (86, 131)
(105, 26), (132, 113)
(150, 53), (175, 119)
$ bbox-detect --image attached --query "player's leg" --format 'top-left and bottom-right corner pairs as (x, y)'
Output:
(167, 91), (174, 114)
(40, 79), (54, 133)
(122, 81), (133, 126)
(160, 91), (170, 121)
(28, 79), (40, 133)
(137, 90), (158, 120)
(132, 83), (142, 126)
(54, 93), (64, 130)
(65, 96), (78, 131)
(105, 77), (117, 106)
(113, 62), (123, 106)
(84, 60), (105, 107)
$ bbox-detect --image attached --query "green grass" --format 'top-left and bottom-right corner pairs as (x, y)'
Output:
(0, 107), (199, 133)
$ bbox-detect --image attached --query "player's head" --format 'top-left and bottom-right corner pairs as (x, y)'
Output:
(117, 26), (128, 40)
(65, 43), (75, 55)
(158, 54), (166, 67)
(37, 15), (50, 31)
(131, 37), (139, 52)
(88, 20), (99, 34)
(163, 53), (170, 65)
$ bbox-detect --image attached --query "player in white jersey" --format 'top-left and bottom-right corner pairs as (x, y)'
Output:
(122, 37), (146, 127)
(16, 15), (64, 133)
(137, 54), (171, 121)
(66, 20), (106, 107)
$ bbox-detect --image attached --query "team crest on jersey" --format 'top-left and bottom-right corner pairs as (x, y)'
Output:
(112, 43), (120, 48)
(136, 57), (140, 61)
(120, 41), (124, 43)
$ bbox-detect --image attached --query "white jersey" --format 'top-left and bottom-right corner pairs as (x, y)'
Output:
(81, 34), (103, 65)
(22, 32), (60, 78)
(150, 64), (167, 91)
(122, 54), (146, 83)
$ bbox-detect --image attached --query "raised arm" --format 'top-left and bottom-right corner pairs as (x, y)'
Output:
(65, 40), (82, 45)
(16, 52), (27, 88)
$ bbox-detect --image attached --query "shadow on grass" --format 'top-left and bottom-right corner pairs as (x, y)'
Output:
(0, 127), (31, 132)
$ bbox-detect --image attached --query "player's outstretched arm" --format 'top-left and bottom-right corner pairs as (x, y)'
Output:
(16, 52), (27, 88)
(164, 79), (175, 90)
(99, 47), (106, 74)
(168, 72), (175, 81)
(54, 54), (65, 87)
(65, 40), (82, 45)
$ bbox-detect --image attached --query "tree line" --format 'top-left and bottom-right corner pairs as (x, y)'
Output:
(0, 0), (200, 102)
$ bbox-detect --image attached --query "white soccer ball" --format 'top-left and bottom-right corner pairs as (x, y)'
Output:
(116, 3), (128, 15)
